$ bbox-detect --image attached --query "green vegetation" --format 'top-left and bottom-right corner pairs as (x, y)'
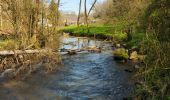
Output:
(113, 48), (129, 60)
(0, 0), (60, 50)
(135, 0), (170, 99)
(60, 24), (127, 41)
(127, 32), (146, 49)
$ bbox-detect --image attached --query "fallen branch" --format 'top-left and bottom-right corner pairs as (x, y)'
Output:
(0, 49), (51, 56)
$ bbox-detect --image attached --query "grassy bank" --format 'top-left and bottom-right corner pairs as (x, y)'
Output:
(127, 32), (147, 49)
(60, 24), (127, 40)
(60, 24), (146, 49)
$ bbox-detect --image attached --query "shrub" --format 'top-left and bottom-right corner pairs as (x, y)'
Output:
(112, 32), (127, 42)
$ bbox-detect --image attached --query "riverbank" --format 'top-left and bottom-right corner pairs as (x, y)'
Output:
(60, 24), (127, 40)
(60, 25), (146, 48)
(60, 25), (146, 62)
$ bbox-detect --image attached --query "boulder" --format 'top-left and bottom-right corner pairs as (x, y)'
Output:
(68, 50), (77, 55)
(113, 48), (129, 61)
(116, 44), (121, 48)
(129, 51), (138, 61)
(60, 48), (68, 52)
(124, 69), (133, 73)
(18, 55), (24, 62)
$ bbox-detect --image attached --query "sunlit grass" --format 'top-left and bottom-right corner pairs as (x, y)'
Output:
(60, 23), (128, 41)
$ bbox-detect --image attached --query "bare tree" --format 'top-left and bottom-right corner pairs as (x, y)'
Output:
(0, 0), (60, 50)
(88, 0), (97, 16)
(77, 0), (82, 27)
(57, 0), (60, 26)
(84, 0), (97, 31)
(84, 0), (88, 27)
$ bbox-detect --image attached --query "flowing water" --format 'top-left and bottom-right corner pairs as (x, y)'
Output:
(0, 36), (134, 100)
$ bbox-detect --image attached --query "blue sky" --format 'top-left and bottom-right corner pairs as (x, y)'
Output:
(59, 0), (104, 14)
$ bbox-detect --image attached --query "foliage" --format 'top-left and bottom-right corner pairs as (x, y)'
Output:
(0, 0), (60, 50)
(93, 0), (150, 25)
(112, 31), (127, 42)
(48, 0), (60, 27)
(135, 0), (170, 99)
(60, 24), (127, 41)
(144, 0), (170, 42)
(127, 32), (147, 48)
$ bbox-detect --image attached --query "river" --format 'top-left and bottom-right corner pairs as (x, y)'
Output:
(0, 36), (134, 100)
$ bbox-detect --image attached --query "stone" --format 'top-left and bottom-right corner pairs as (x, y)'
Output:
(68, 50), (77, 55)
(129, 51), (138, 61)
(18, 55), (24, 62)
(124, 69), (133, 73)
(113, 48), (129, 61)
(60, 48), (68, 52)
(116, 44), (121, 48)
(134, 65), (140, 69)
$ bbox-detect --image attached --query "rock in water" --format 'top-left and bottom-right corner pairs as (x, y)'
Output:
(60, 48), (68, 52)
(68, 50), (77, 55)
(129, 51), (138, 61)
(88, 47), (101, 53)
(113, 48), (129, 61)
(116, 44), (121, 48)
(124, 69), (133, 73)
(134, 65), (140, 69)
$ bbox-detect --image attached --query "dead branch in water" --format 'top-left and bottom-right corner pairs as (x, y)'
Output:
(0, 49), (52, 56)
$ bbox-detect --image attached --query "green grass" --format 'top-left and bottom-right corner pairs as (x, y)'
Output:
(61, 25), (112, 36)
(60, 24), (128, 41)
(127, 32), (147, 48)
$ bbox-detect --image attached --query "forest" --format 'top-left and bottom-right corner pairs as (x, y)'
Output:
(0, 0), (169, 100)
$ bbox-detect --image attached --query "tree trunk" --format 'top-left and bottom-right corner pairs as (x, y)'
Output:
(56, 0), (60, 26)
(88, 0), (97, 16)
(84, 0), (89, 32)
(0, 4), (2, 30)
(77, 0), (82, 27)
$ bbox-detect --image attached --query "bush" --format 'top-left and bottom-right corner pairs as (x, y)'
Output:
(112, 32), (127, 42)
(127, 32), (147, 48)
(135, 0), (170, 99)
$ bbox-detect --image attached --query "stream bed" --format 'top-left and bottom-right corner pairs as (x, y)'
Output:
(0, 36), (134, 100)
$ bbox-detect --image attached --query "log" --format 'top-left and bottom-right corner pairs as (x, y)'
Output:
(0, 49), (51, 56)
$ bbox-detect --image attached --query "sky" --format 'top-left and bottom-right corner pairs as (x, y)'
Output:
(59, 0), (104, 14)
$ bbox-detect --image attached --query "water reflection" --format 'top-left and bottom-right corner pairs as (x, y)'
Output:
(60, 36), (102, 50)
